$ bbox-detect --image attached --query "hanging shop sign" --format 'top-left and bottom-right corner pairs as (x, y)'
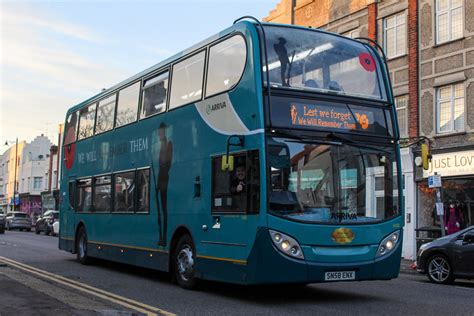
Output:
(423, 150), (474, 178)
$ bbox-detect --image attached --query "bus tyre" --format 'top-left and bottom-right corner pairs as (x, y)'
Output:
(174, 235), (198, 290)
(427, 254), (454, 284)
(76, 227), (91, 265)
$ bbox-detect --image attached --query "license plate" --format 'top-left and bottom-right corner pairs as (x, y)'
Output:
(324, 271), (355, 281)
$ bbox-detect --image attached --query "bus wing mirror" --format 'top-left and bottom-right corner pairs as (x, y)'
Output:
(221, 155), (234, 172)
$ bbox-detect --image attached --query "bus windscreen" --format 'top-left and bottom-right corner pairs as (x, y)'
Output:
(263, 25), (386, 101)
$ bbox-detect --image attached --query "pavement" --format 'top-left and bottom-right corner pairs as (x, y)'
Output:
(399, 258), (418, 275)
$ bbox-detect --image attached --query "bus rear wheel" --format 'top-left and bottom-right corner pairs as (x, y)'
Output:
(174, 235), (198, 290)
(76, 227), (91, 265)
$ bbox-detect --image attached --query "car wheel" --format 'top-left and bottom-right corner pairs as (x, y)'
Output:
(174, 235), (198, 290)
(76, 227), (91, 265)
(35, 227), (40, 234)
(427, 254), (454, 284)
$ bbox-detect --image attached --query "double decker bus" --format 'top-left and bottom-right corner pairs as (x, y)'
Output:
(59, 18), (403, 289)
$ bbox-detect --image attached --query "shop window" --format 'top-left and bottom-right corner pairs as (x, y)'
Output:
(141, 72), (169, 118)
(436, 0), (463, 44)
(116, 82), (140, 127)
(114, 171), (135, 213)
(95, 94), (116, 134)
(169, 51), (205, 109)
(78, 103), (97, 140)
(77, 178), (92, 212)
(206, 35), (246, 97)
(137, 169), (150, 213)
(93, 175), (112, 212)
(212, 150), (260, 214)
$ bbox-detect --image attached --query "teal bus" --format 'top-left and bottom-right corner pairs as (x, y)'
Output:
(59, 18), (403, 289)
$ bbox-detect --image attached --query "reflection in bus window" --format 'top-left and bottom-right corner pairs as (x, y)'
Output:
(114, 171), (135, 212)
(96, 95), (116, 134)
(206, 35), (247, 97)
(169, 51), (205, 109)
(77, 178), (92, 212)
(141, 72), (168, 118)
(78, 104), (97, 140)
(64, 111), (79, 144)
(137, 169), (150, 213)
(116, 82), (140, 127)
(94, 175), (111, 212)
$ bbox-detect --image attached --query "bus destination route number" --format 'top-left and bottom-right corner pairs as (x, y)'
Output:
(324, 271), (356, 281)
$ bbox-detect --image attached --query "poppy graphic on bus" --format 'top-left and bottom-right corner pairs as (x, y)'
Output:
(64, 143), (75, 170)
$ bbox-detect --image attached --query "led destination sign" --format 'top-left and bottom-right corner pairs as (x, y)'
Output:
(290, 102), (374, 132)
(268, 96), (392, 137)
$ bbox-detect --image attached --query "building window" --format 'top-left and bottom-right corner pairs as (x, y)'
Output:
(395, 95), (408, 138)
(436, 0), (463, 44)
(343, 29), (360, 39)
(437, 83), (464, 134)
(383, 12), (406, 59)
(33, 177), (43, 189)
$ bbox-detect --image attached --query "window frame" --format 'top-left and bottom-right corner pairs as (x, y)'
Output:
(95, 93), (118, 135)
(77, 103), (98, 141)
(383, 12), (407, 59)
(114, 80), (142, 129)
(211, 150), (260, 215)
(205, 33), (248, 99)
(395, 95), (408, 138)
(139, 70), (170, 120)
(436, 0), (464, 44)
(436, 83), (465, 134)
(169, 49), (207, 111)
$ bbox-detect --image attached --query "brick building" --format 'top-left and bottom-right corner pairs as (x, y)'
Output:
(265, 0), (474, 259)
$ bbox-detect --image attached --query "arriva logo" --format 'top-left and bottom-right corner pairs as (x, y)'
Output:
(206, 101), (226, 115)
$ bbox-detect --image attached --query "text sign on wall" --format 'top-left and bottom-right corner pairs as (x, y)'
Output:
(290, 103), (375, 133)
(423, 150), (474, 178)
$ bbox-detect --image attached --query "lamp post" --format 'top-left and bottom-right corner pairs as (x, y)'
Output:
(4, 138), (18, 212)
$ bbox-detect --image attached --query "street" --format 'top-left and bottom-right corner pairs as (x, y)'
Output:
(1, 231), (473, 315)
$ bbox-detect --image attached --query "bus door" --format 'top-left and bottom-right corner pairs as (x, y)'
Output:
(206, 151), (260, 265)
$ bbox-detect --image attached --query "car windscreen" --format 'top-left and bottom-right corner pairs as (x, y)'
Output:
(263, 25), (386, 100)
(14, 213), (28, 218)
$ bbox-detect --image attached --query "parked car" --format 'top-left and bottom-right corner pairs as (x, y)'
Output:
(52, 220), (59, 236)
(416, 226), (474, 284)
(5, 212), (32, 231)
(35, 210), (59, 236)
(0, 212), (5, 234)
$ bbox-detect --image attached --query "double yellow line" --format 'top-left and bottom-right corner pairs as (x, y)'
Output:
(0, 256), (175, 316)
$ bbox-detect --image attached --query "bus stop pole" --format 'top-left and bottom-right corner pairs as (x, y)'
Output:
(433, 172), (446, 237)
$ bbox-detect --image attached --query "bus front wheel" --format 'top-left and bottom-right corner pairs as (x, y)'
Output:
(174, 235), (198, 290)
(76, 227), (91, 265)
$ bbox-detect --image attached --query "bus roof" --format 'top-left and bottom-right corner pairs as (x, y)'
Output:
(65, 20), (257, 116)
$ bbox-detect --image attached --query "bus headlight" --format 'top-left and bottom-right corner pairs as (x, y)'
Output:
(376, 230), (400, 258)
(269, 230), (304, 260)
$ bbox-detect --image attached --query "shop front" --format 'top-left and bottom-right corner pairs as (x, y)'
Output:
(418, 149), (474, 239)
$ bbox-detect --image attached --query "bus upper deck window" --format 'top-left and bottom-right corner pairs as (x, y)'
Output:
(95, 95), (116, 134)
(206, 35), (247, 97)
(141, 72), (169, 119)
(116, 82), (140, 127)
(78, 104), (97, 140)
(64, 111), (79, 144)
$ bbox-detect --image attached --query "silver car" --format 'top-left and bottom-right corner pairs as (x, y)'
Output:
(5, 212), (32, 231)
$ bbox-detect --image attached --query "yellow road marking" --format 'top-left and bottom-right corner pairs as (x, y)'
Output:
(0, 256), (175, 316)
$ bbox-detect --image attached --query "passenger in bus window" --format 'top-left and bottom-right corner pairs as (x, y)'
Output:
(231, 163), (246, 211)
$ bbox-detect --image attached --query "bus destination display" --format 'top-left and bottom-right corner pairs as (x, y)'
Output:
(290, 102), (374, 133)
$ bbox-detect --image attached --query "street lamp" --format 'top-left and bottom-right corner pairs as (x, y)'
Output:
(4, 138), (18, 211)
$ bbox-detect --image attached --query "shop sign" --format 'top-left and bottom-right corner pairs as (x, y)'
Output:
(423, 150), (474, 178)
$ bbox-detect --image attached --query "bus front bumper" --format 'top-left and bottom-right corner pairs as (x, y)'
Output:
(245, 227), (401, 285)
